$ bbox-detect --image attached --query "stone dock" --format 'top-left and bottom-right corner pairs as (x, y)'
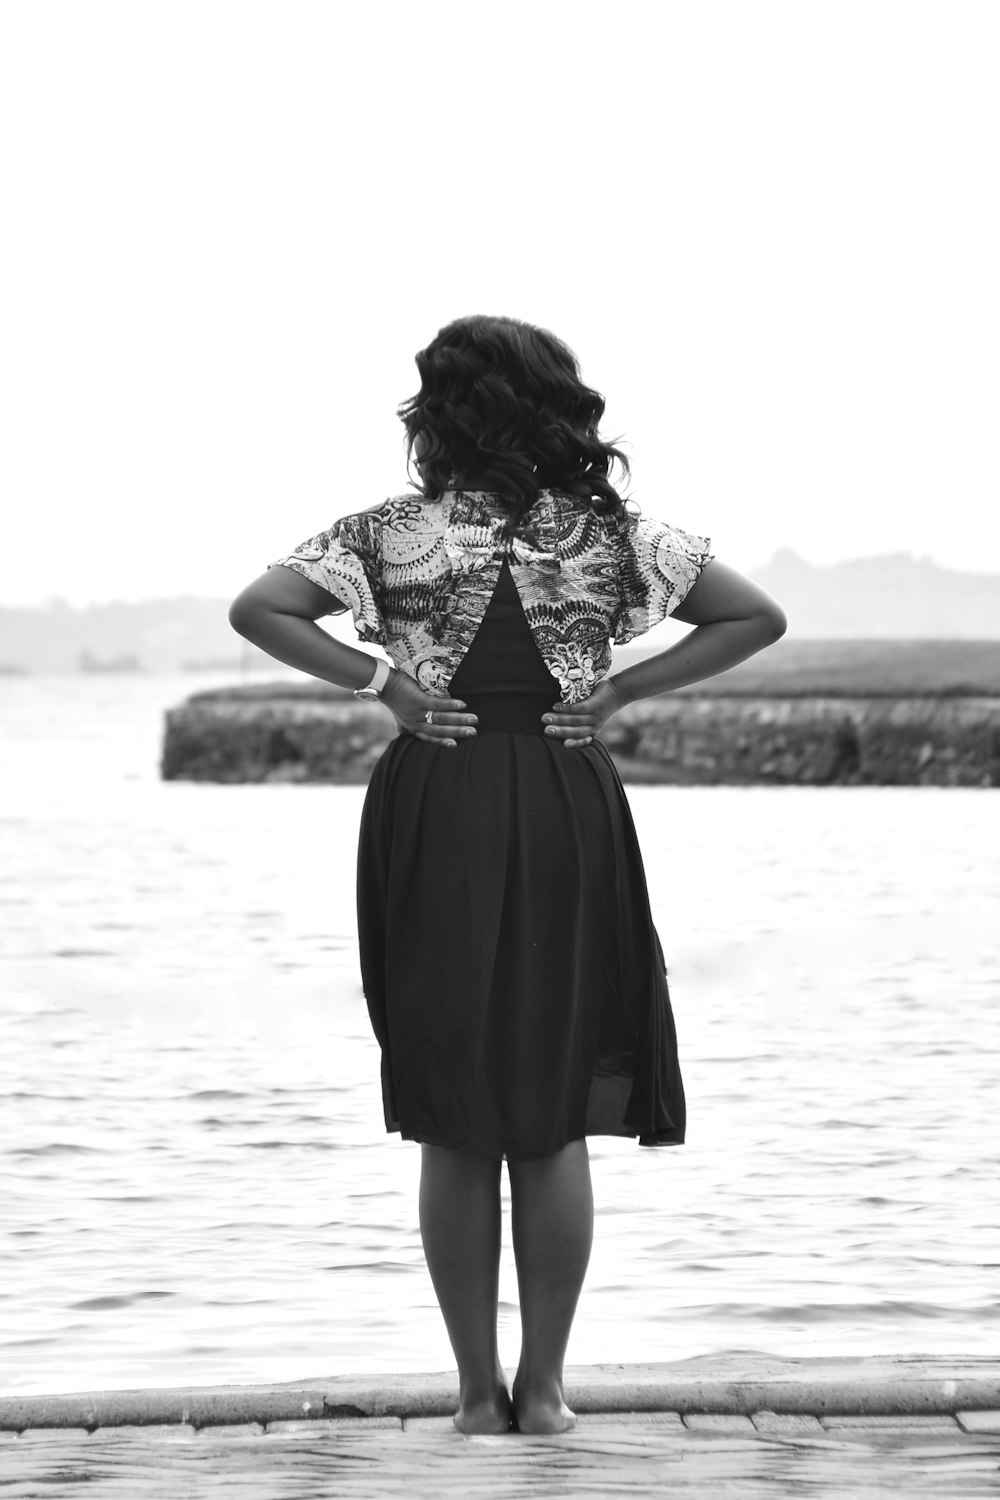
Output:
(161, 682), (1000, 787)
(4, 1354), (1000, 1498)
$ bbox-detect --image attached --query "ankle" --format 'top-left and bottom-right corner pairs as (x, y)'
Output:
(513, 1366), (564, 1400)
(511, 1374), (575, 1435)
(459, 1365), (509, 1407)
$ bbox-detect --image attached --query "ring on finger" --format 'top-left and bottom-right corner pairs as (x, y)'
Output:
(424, 710), (434, 724)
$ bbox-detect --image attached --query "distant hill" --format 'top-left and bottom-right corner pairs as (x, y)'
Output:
(0, 550), (998, 674)
(0, 596), (272, 675)
(749, 549), (1000, 637)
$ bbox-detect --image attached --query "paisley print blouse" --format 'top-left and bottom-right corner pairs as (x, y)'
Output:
(267, 489), (714, 706)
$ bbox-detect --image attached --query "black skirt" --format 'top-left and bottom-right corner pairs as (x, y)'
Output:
(356, 557), (685, 1161)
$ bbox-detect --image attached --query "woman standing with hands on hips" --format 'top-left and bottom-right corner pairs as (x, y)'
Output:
(229, 315), (787, 1435)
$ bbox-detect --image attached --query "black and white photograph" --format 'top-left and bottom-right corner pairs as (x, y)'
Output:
(2, 1), (998, 1494)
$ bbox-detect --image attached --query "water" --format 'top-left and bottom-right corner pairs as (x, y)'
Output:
(1, 673), (998, 1397)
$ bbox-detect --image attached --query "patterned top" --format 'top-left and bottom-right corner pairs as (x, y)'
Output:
(268, 489), (714, 705)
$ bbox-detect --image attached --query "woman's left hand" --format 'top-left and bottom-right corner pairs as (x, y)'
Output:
(541, 678), (629, 749)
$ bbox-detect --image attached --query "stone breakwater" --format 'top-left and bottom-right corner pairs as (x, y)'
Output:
(161, 687), (1000, 786)
(604, 696), (1000, 787)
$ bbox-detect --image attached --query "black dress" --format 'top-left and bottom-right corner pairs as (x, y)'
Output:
(356, 555), (686, 1161)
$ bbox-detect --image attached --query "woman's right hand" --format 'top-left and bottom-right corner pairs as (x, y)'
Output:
(381, 671), (478, 746)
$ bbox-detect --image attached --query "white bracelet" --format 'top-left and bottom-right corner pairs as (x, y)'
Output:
(363, 658), (392, 694)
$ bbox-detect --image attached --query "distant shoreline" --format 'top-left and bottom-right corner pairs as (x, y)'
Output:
(5, 639), (1000, 697)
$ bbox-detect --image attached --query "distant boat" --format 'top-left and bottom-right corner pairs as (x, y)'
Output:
(77, 650), (144, 673)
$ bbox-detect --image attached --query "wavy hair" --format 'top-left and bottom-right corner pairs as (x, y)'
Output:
(397, 315), (633, 537)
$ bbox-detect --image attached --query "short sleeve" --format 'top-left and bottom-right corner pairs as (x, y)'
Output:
(609, 510), (714, 646)
(267, 505), (386, 645)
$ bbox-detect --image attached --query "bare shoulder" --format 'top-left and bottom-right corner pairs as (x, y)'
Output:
(670, 559), (787, 631)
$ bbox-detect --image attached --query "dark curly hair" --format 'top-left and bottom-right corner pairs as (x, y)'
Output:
(397, 315), (633, 538)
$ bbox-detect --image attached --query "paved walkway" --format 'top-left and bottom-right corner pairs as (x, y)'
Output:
(3, 1356), (1000, 1498)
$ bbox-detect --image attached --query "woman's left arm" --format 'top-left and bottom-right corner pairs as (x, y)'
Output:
(229, 567), (383, 690)
(228, 567), (478, 747)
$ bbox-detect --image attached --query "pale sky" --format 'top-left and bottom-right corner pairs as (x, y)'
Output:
(2, 0), (998, 607)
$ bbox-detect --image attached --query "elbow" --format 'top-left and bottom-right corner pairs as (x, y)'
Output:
(228, 597), (258, 637)
(763, 608), (788, 641)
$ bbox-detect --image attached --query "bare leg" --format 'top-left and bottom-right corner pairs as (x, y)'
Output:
(418, 1142), (513, 1434)
(508, 1137), (594, 1434)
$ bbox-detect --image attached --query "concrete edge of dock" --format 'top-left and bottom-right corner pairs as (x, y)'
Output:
(3, 1356), (1000, 1432)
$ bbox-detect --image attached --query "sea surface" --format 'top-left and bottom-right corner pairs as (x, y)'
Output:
(1, 671), (998, 1397)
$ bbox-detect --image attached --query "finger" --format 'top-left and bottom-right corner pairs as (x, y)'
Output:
(413, 717), (468, 743)
(544, 720), (593, 738)
(423, 720), (477, 737)
(423, 711), (478, 732)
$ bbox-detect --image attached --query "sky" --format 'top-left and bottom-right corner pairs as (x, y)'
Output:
(1, 0), (998, 607)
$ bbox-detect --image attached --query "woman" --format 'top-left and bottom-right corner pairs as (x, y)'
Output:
(229, 315), (787, 1436)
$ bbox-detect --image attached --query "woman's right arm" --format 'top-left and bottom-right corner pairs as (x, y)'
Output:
(609, 560), (787, 706)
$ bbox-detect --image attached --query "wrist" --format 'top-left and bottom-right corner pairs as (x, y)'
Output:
(381, 666), (405, 702)
(353, 657), (395, 701)
(607, 674), (633, 709)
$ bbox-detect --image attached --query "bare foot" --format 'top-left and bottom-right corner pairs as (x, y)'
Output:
(512, 1377), (576, 1434)
(453, 1386), (514, 1435)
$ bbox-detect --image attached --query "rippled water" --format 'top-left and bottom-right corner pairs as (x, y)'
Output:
(1, 673), (998, 1396)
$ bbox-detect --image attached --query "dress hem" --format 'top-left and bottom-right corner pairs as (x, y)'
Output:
(386, 1124), (684, 1162)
